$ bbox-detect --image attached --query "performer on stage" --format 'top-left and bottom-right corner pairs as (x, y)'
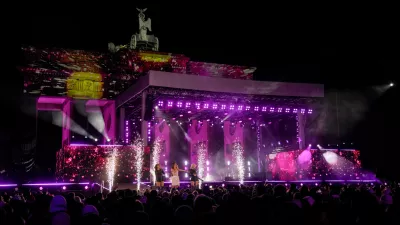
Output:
(171, 162), (186, 188)
(189, 164), (200, 189)
(154, 164), (165, 188)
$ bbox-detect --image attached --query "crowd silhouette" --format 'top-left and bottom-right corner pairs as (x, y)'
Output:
(0, 183), (398, 225)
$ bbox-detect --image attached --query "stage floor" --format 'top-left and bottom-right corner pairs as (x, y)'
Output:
(113, 179), (381, 190)
(0, 179), (381, 191)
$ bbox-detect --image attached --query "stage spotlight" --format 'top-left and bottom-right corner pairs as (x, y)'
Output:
(308, 144), (312, 147)
(390, 82), (394, 87)
(94, 138), (98, 142)
(84, 186), (89, 190)
(62, 186), (66, 190)
(107, 139), (110, 142)
(39, 187), (43, 191)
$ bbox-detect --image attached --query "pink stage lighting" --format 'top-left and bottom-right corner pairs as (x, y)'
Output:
(62, 186), (66, 190)
(195, 103), (200, 109)
(185, 102), (191, 108)
(167, 101), (173, 107)
(204, 103), (209, 109)
(157, 101), (163, 107)
(245, 106), (250, 111)
(269, 107), (275, 112)
(229, 105), (235, 110)
(254, 106), (259, 111)
(285, 108), (291, 113)
(293, 109), (298, 113)
(212, 104), (218, 109)
(238, 105), (243, 110)
(177, 102), (182, 107)
(221, 104), (226, 110)
(262, 106), (267, 112)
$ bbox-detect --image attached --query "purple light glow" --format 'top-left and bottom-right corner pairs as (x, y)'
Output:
(69, 144), (123, 147)
(0, 184), (18, 187)
(156, 100), (313, 116)
(22, 182), (90, 186)
(125, 120), (129, 144)
(156, 100), (313, 115)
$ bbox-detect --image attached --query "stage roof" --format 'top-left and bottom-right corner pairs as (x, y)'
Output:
(116, 71), (324, 108)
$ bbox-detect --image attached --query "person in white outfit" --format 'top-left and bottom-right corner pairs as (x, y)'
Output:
(171, 162), (186, 188)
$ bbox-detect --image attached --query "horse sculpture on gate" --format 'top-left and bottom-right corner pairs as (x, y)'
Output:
(108, 8), (159, 52)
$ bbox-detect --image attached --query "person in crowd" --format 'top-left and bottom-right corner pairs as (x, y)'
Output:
(49, 195), (70, 225)
(0, 182), (398, 225)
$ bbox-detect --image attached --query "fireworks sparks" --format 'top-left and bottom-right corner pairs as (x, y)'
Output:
(133, 138), (144, 190)
(232, 141), (245, 184)
(151, 137), (162, 185)
(197, 142), (207, 186)
(106, 148), (118, 191)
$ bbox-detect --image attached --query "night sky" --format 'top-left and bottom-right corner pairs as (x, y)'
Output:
(3, 4), (399, 179)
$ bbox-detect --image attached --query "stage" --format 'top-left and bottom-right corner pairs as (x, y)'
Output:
(16, 17), (378, 192)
